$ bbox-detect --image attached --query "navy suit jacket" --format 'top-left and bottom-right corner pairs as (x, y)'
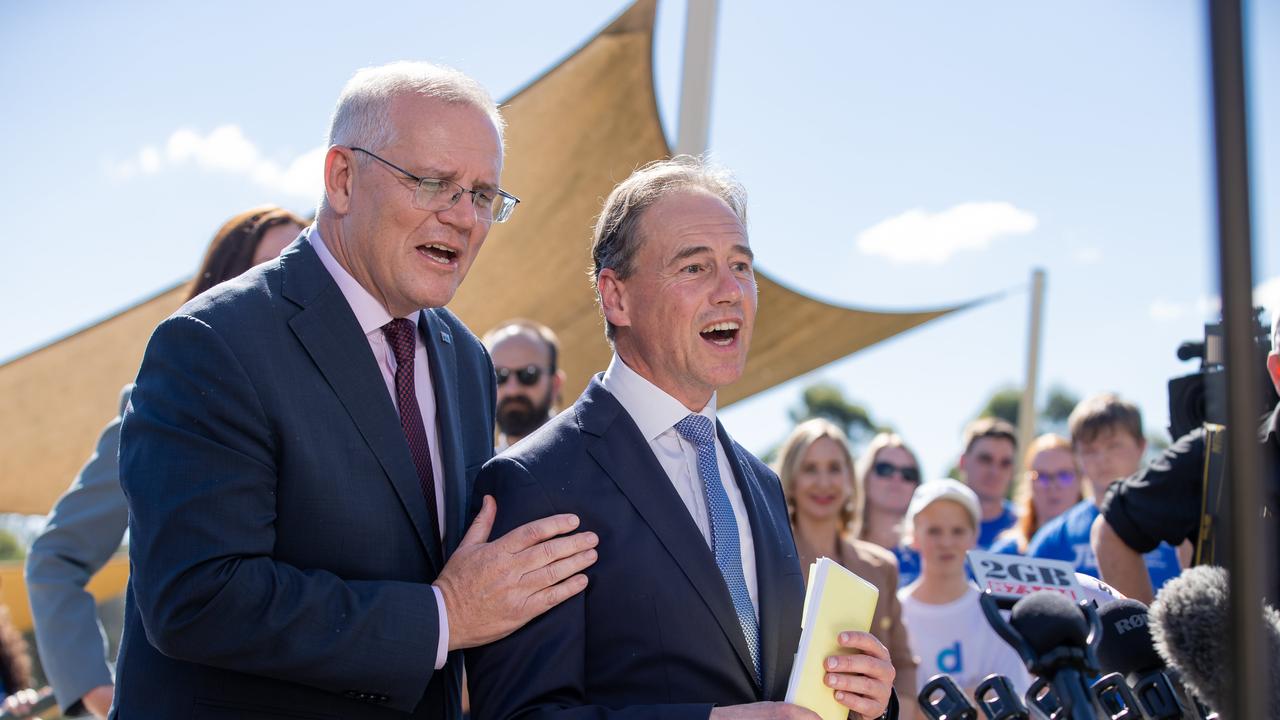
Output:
(113, 237), (495, 719)
(467, 378), (806, 720)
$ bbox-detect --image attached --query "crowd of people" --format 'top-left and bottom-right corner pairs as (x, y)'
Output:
(10, 57), (1280, 719)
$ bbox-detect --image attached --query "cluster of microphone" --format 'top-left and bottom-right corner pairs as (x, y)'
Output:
(917, 566), (1279, 720)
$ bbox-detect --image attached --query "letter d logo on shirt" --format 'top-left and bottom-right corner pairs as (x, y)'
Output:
(937, 642), (962, 674)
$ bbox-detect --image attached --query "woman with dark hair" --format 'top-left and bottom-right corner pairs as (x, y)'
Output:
(190, 205), (306, 298)
(776, 419), (919, 720)
(25, 205), (305, 719)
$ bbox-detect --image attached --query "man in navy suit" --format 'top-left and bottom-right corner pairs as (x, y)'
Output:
(113, 62), (598, 719)
(467, 157), (896, 720)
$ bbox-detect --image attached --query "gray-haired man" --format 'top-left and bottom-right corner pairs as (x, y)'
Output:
(112, 62), (597, 719)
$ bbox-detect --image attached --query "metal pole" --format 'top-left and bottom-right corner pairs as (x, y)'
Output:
(1016, 269), (1046, 478)
(674, 0), (720, 156)
(1207, 1), (1268, 717)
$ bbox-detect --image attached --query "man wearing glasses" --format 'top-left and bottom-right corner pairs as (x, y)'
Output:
(112, 62), (598, 719)
(483, 320), (566, 450)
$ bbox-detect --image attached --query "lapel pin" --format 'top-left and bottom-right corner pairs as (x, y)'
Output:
(440, 331), (452, 344)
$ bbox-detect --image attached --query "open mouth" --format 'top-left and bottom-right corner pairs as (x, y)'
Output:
(417, 242), (458, 265)
(699, 320), (740, 346)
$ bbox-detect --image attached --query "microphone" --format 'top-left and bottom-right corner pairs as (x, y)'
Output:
(919, 674), (977, 720)
(981, 590), (1102, 719)
(974, 674), (1029, 719)
(1095, 599), (1199, 719)
(1149, 565), (1280, 716)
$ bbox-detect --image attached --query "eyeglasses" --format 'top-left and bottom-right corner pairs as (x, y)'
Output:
(349, 146), (520, 224)
(1028, 470), (1078, 487)
(496, 365), (545, 386)
(872, 461), (921, 483)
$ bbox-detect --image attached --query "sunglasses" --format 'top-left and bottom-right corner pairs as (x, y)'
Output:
(495, 365), (545, 386)
(872, 461), (921, 483)
(1028, 470), (1078, 487)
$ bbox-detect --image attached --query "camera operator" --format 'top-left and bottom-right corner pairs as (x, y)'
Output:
(1091, 312), (1280, 603)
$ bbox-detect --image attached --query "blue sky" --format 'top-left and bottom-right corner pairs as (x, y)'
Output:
(2, 1), (1277, 480)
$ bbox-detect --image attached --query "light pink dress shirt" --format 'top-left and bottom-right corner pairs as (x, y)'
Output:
(309, 226), (451, 669)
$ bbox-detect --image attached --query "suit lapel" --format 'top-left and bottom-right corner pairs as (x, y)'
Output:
(282, 241), (442, 571)
(578, 380), (760, 692)
(421, 310), (468, 557)
(719, 423), (791, 700)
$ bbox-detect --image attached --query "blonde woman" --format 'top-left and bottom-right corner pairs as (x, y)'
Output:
(855, 432), (924, 586)
(777, 419), (918, 719)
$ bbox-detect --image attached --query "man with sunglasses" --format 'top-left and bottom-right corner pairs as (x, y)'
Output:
(483, 320), (566, 450)
(956, 417), (1020, 549)
(111, 62), (597, 719)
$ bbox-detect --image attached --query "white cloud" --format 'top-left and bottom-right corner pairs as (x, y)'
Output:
(108, 124), (323, 200)
(1148, 276), (1280, 324)
(1074, 246), (1103, 265)
(856, 201), (1038, 264)
(1149, 299), (1186, 321)
(1256, 276), (1280, 319)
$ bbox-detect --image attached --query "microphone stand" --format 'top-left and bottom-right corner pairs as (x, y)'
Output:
(980, 591), (1104, 720)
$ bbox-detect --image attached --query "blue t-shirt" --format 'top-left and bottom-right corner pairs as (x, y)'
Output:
(893, 544), (920, 588)
(987, 533), (1022, 556)
(978, 499), (1018, 550)
(1025, 499), (1181, 591)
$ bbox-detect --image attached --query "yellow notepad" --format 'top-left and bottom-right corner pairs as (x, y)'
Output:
(783, 557), (880, 720)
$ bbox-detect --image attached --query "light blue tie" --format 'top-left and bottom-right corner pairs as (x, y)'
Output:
(674, 413), (761, 684)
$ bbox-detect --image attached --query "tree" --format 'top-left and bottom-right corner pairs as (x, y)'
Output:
(974, 384), (1081, 435)
(788, 381), (882, 447)
(0, 529), (23, 562)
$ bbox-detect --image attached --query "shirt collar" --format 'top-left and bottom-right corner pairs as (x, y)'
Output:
(600, 353), (717, 443)
(307, 225), (419, 334)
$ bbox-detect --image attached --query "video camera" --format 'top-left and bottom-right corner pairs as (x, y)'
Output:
(1167, 306), (1276, 440)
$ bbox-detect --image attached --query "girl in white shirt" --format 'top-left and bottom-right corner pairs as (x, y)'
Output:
(897, 479), (1031, 702)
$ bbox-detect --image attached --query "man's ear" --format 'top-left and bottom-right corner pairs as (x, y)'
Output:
(323, 146), (356, 215)
(598, 269), (631, 331)
(1268, 352), (1280, 395)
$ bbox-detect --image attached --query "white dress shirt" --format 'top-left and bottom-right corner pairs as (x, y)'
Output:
(600, 353), (759, 617)
(309, 226), (450, 668)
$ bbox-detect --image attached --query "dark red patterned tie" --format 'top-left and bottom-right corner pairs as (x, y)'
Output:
(382, 318), (442, 548)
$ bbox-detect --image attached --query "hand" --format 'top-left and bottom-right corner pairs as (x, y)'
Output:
(2, 688), (41, 718)
(82, 684), (115, 719)
(823, 631), (895, 719)
(709, 701), (821, 720)
(438, 495), (598, 650)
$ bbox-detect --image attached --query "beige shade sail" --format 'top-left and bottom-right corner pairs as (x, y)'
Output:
(0, 0), (986, 518)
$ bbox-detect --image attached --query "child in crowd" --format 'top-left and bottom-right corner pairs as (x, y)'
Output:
(1026, 393), (1182, 591)
(898, 479), (1031, 700)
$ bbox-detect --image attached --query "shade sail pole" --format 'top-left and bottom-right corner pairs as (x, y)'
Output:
(1016, 268), (1045, 476)
(674, 0), (720, 156)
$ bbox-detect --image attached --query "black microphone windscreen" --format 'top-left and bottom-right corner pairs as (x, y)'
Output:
(1009, 591), (1089, 655)
(1096, 598), (1163, 676)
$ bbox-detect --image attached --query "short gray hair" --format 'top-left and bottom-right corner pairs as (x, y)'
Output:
(590, 155), (748, 341)
(327, 61), (504, 150)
